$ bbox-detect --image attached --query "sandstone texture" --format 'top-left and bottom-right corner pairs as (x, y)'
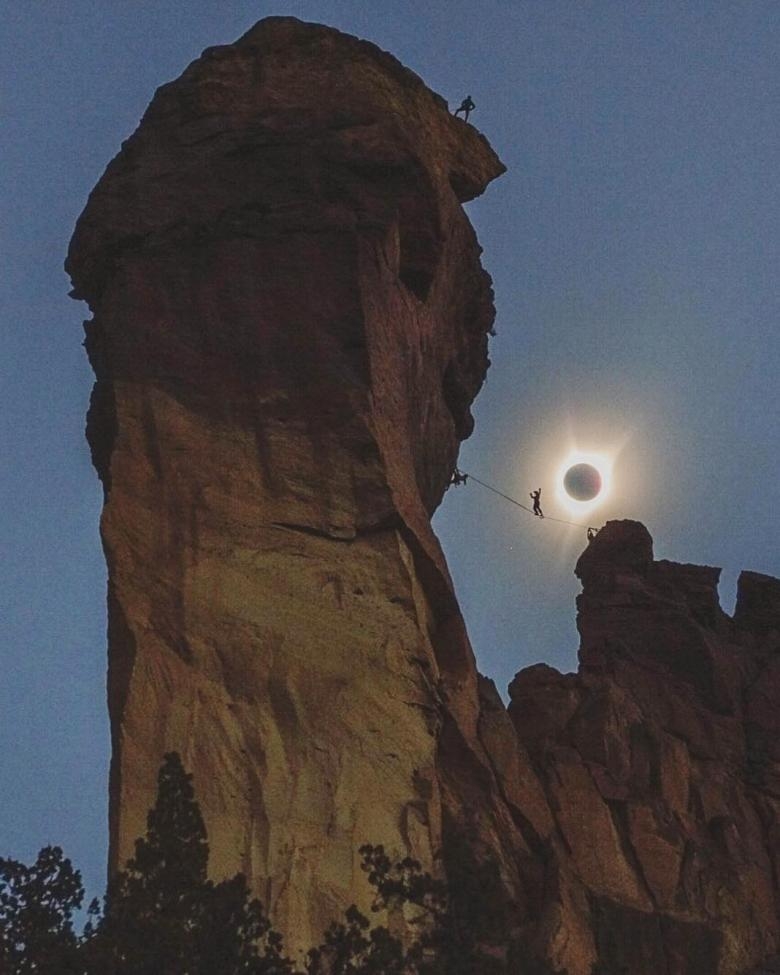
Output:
(506, 521), (780, 974)
(68, 17), (780, 973)
(67, 15), (507, 954)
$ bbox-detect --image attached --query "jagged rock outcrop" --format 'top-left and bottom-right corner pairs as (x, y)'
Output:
(68, 17), (780, 973)
(505, 521), (780, 974)
(67, 15), (509, 953)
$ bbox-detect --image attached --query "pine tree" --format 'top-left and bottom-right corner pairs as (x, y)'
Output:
(0, 844), (84, 974)
(1, 756), (533, 973)
(84, 752), (295, 975)
(305, 903), (407, 975)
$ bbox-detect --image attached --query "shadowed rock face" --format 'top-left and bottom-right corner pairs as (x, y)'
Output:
(508, 521), (780, 974)
(68, 18), (780, 973)
(67, 16), (507, 952)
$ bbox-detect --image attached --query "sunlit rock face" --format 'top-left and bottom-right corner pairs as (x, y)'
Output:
(67, 16), (509, 953)
(508, 520), (780, 975)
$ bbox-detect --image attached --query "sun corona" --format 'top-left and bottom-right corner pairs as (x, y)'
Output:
(556, 450), (612, 513)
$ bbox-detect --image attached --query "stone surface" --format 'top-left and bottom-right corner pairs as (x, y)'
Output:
(69, 18), (780, 973)
(67, 15), (511, 956)
(507, 521), (780, 974)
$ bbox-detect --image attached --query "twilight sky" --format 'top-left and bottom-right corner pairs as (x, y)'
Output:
(1, 0), (778, 905)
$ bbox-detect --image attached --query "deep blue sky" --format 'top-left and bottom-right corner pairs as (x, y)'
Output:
(2, 1), (778, 905)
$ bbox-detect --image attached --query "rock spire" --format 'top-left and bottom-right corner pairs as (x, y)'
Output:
(68, 15), (505, 952)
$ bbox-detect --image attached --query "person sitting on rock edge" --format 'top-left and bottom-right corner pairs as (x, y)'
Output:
(454, 95), (476, 122)
(450, 469), (468, 486)
(530, 488), (544, 518)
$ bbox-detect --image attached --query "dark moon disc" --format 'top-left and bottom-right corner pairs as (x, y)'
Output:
(563, 463), (602, 501)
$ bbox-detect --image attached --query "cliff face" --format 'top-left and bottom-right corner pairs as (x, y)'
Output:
(67, 15), (507, 951)
(68, 17), (780, 974)
(505, 521), (780, 975)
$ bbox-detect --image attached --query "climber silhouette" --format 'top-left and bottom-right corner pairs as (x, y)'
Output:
(530, 489), (544, 518)
(450, 469), (468, 487)
(587, 526), (598, 541)
(454, 95), (476, 122)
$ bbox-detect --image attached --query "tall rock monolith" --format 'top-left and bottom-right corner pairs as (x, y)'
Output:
(67, 16), (509, 952)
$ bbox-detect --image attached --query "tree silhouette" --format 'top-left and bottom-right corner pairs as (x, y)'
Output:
(303, 839), (529, 975)
(84, 752), (295, 975)
(0, 844), (84, 974)
(1, 754), (534, 973)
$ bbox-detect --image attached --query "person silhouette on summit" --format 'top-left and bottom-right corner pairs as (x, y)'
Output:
(450, 468), (468, 487)
(454, 95), (476, 122)
(530, 488), (544, 518)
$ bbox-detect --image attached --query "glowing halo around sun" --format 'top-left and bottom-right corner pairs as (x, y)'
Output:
(555, 450), (613, 515)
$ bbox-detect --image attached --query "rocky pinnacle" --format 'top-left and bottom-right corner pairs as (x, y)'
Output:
(67, 16), (506, 952)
